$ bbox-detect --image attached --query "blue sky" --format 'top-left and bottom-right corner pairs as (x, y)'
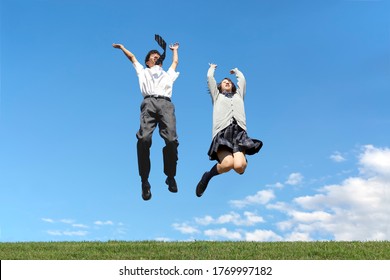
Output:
(1, 0), (389, 242)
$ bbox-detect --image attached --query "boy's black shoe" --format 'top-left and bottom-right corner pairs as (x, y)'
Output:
(165, 177), (178, 193)
(142, 180), (152, 201)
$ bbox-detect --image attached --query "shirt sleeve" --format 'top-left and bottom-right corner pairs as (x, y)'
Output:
(133, 61), (144, 75)
(167, 67), (180, 82)
(232, 68), (246, 98)
(207, 67), (219, 101)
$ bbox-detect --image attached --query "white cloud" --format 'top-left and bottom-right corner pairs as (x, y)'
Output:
(276, 220), (293, 231)
(330, 151), (346, 162)
(172, 223), (200, 234)
(266, 182), (284, 188)
(281, 145), (390, 241)
(72, 223), (89, 229)
(195, 215), (214, 226)
(204, 228), (242, 240)
(359, 145), (390, 178)
(284, 232), (312, 241)
(94, 220), (114, 226)
(242, 212), (265, 226)
(47, 230), (62, 236)
(60, 219), (74, 224)
(245, 229), (283, 241)
(42, 218), (126, 240)
(217, 212), (241, 224)
(285, 172), (303, 185)
(41, 218), (77, 224)
(195, 211), (264, 226)
(267, 201), (291, 212)
(274, 182), (284, 188)
(63, 231), (88, 236)
(289, 210), (333, 223)
(47, 230), (88, 236)
(155, 237), (171, 242)
(175, 145), (390, 242)
(229, 190), (275, 208)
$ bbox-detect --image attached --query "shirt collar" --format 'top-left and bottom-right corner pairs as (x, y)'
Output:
(221, 91), (234, 97)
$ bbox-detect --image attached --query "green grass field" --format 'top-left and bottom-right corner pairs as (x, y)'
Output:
(1, 241), (390, 260)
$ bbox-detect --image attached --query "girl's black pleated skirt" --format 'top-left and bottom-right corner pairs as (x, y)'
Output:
(207, 120), (263, 161)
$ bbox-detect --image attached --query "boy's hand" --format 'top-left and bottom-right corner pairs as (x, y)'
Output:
(169, 42), (180, 50)
(112, 43), (124, 49)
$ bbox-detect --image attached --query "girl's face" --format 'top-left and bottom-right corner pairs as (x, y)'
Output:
(221, 79), (233, 93)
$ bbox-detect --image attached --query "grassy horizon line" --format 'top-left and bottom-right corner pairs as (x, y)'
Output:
(1, 240), (390, 260)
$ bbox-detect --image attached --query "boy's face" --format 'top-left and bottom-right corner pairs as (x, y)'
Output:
(146, 53), (161, 68)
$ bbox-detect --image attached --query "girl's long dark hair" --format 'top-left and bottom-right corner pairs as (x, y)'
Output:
(217, 78), (237, 93)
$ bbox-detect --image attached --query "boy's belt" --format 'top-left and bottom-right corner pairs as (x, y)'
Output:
(144, 95), (171, 102)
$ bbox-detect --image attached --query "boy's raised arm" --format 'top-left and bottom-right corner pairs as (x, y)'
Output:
(169, 42), (179, 71)
(112, 43), (138, 64)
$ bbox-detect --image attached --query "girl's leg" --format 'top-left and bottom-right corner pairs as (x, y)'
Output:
(196, 149), (234, 197)
(233, 151), (247, 174)
(201, 149), (234, 184)
(216, 149), (234, 174)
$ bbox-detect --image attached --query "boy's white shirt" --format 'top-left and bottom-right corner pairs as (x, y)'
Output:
(133, 61), (180, 98)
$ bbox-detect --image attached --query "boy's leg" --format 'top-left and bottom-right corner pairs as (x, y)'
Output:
(158, 100), (179, 179)
(136, 99), (157, 200)
(158, 99), (179, 192)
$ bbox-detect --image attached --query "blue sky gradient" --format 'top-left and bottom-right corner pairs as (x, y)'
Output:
(1, 0), (389, 242)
